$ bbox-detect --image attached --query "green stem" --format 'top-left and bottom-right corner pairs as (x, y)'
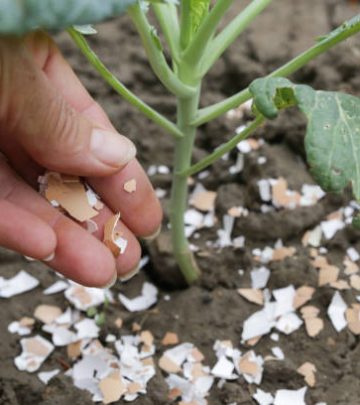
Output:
(194, 13), (360, 126)
(67, 28), (183, 139)
(182, 0), (234, 67)
(200, 0), (272, 75)
(128, 3), (195, 98)
(180, 116), (264, 177)
(152, 3), (181, 64)
(170, 88), (201, 284)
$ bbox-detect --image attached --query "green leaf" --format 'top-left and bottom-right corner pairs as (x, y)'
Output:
(150, 26), (163, 51)
(190, 0), (211, 33)
(250, 77), (360, 203)
(95, 312), (106, 327)
(73, 25), (97, 35)
(0, 0), (137, 35)
(86, 307), (97, 318)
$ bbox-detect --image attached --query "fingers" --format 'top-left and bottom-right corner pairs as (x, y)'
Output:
(0, 36), (136, 177)
(0, 160), (117, 287)
(0, 200), (56, 260)
(89, 159), (163, 238)
(24, 32), (163, 239)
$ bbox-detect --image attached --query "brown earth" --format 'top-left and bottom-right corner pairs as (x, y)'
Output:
(1, 0), (360, 404)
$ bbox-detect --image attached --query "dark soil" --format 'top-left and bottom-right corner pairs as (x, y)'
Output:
(1, 0), (360, 404)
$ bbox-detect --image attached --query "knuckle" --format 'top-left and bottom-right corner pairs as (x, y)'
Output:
(40, 95), (83, 156)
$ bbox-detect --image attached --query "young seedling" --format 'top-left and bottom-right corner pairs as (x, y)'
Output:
(4, 1), (360, 284)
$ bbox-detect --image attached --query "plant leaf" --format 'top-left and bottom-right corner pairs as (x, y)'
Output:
(0, 0), (137, 35)
(250, 77), (360, 202)
(150, 26), (163, 51)
(73, 25), (98, 35)
(190, 0), (211, 33)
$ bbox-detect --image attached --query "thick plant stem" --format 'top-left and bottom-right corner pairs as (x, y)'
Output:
(170, 92), (201, 284)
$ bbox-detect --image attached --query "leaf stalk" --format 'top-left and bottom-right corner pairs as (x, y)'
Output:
(67, 28), (183, 139)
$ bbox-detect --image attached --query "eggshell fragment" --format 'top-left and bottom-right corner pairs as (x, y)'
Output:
(124, 179), (137, 193)
(103, 213), (128, 257)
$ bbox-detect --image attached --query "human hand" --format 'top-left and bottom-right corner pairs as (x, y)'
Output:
(0, 32), (162, 287)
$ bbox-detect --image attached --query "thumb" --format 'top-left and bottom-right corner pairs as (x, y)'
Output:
(0, 38), (136, 176)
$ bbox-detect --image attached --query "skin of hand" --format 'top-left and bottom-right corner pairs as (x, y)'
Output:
(0, 32), (162, 288)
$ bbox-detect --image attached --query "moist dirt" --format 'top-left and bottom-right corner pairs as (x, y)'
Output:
(1, 1), (360, 404)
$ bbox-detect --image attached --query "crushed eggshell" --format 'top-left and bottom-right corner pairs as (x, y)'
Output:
(300, 306), (324, 338)
(114, 318), (123, 329)
(253, 388), (274, 405)
(272, 246), (296, 261)
(124, 179), (137, 193)
(347, 247), (360, 261)
(227, 206), (249, 218)
(0, 270), (39, 298)
(238, 289), (264, 306)
(162, 332), (179, 346)
(330, 280), (350, 290)
(119, 282), (158, 312)
(312, 256), (340, 287)
(320, 211), (345, 240)
(302, 226), (322, 247)
(140, 330), (154, 348)
(8, 318), (34, 336)
(271, 347), (285, 360)
(293, 286), (315, 309)
(190, 188), (217, 212)
(189, 183), (217, 212)
(238, 352), (259, 376)
(211, 356), (236, 380)
(327, 292), (347, 332)
(103, 213), (128, 257)
(43, 280), (69, 295)
(346, 304), (360, 335)
(159, 355), (182, 374)
(274, 386), (307, 405)
(344, 257), (359, 275)
(99, 371), (127, 404)
(65, 284), (111, 311)
(43, 172), (99, 222)
(241, 306), (274, 341)
(38, 369), (60, 385)
(85, 219), (99, 234)
(250, 266), (271, 289)
(271, 178), (301, 209)
(350, 274), (360, 290)
(15, 335), (54, 372)
(34, 305), (62, 324)
(67, 341), (82, 359)
(297, 362), (316, 387)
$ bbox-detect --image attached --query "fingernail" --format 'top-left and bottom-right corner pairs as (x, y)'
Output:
(101, 271), (118, 289)
(43, 252), (55, 262)
(91, 129), (136, 167)
(119, 262), (141, 282)
(142, 226), (161, 242)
